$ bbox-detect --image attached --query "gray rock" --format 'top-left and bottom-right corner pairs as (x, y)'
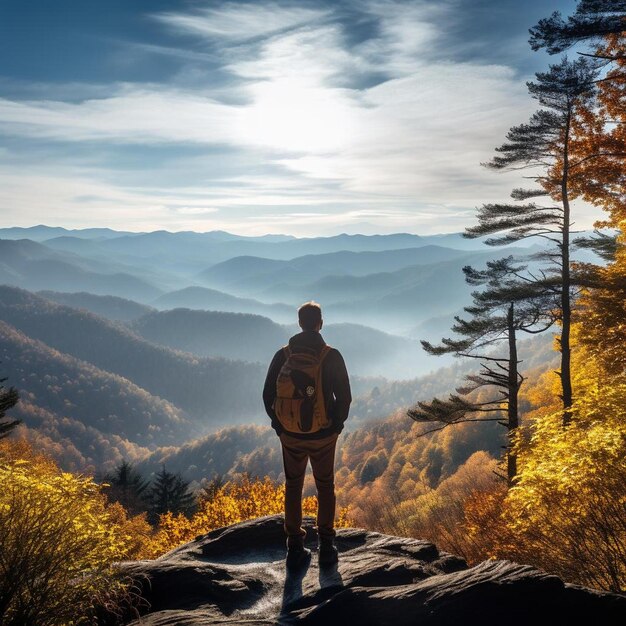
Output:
(120, 514), (625, 625)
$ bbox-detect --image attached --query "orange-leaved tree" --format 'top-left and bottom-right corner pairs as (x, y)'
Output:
(567, 32), (626, 374)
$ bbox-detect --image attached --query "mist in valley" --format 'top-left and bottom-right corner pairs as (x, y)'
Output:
(0, 225), (566, 477)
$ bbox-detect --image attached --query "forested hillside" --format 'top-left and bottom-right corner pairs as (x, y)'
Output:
(0, 319), (184, 469)
(0, 286), (266, 422)
(38, 290), (155, 322)
(0, 283), (451, 470)
(0, 319), (187, 442)
(136, 425), (278, 484)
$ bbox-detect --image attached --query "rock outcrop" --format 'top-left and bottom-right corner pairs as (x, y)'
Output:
(121, 515), (624, 625)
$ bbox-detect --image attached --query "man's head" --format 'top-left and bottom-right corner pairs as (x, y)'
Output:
(298, 301), (323, 332)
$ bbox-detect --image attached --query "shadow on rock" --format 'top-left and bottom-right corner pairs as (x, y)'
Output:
(318, 561), (344, 591)
(280, 553), (312, 617)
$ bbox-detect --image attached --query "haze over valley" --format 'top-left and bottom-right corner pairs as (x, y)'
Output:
(0, 224), (561, 479)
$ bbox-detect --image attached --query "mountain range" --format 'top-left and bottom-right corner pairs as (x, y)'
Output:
(0, 226), (569, 479)
(0, 228), (547, 337)
(0, 286), (266, 425)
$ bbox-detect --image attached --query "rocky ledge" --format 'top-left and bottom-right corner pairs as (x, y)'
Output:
(121, 514), (624, 625)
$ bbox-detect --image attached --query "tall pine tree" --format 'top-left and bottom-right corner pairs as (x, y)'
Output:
(531, 1), (626, 385)
(103, 460), (150, 516)
(465, 57), (598, 425)
(410, 257), (555, 484)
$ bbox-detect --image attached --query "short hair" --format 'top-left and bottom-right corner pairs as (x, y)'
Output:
(298, 301), (322, 331)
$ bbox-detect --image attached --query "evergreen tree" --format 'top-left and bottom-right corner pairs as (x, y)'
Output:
(148, 466), (196, 524)
(465, 57), (598, 425)
(409, 257), (555, 485)
(529, 1), (626, 58)
(103, 460), (150, 516)
(0, 376), (19, 439)
(531, 4), (626, 379)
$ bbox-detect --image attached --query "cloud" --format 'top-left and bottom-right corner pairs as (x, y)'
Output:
(0, 0), (601, 235)
(0, 87), (240, 144)
(170, 206), (220, 216)
(354, 0), (449, 74)
(153, 2), (329, 42)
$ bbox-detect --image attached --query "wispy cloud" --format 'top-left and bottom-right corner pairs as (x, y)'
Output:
(153, 2), (329, 42)
(0, 0), (599, 235)
(0, 88), (240, 144)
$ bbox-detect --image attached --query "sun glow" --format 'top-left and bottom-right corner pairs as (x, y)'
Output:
(240, 79), (354, 153)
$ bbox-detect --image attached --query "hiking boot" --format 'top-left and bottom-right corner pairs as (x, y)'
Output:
(286, 538), (311, 569)
(318, 536), (338, 566)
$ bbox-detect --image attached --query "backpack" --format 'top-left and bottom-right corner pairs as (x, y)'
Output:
(273, 345), (332, 434)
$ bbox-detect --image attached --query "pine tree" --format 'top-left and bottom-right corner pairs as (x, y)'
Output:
(530, 3), (626, 232)
(531, 4), (626, 385)
(529, 1), (626, 58)
(409, 257), (556, 485)
(103, 460), (150, 516)
(465, 57), (598, 425)
(0, 376), (19, 439)
(148, 466), (196, 524)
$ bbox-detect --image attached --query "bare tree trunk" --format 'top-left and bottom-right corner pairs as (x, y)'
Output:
(561, 109), (573, 425)
(507, 302), (519, 486)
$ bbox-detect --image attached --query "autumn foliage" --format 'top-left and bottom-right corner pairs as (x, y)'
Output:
(0, 439), (138, 625)
(501, 374), (626, 591)
(0, 436), (353, 623)
(140, 475), (352, 559)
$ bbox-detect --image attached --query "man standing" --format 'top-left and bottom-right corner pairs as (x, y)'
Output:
(263, 301), (351, 567)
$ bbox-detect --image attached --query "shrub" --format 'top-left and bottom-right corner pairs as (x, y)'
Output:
(0, 440), (131, 625)
(500, 387), (626, 592)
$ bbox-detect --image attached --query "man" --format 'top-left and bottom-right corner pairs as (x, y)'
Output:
(263, 301), (351, 567)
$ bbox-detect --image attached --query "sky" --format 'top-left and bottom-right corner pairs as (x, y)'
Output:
(0, 0), (599, 237)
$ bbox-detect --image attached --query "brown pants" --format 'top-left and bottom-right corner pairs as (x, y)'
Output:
(280, 432), (338, 545)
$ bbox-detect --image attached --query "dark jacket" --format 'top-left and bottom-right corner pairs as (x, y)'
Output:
(263, 330), (352, 439)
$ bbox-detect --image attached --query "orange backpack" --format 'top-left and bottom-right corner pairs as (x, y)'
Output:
(273, 345), (332, 434)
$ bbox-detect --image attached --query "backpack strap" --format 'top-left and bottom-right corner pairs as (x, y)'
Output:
(319, 345), (332, 362)
(282, 346), (291, 359)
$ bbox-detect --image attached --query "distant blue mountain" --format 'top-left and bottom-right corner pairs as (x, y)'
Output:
(0, 239), (163, 302)
(151, 286), (294, 322)
(0, 225), (138, 241)
(197, 245), (476, 294)
(5, 227), (541, 284)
